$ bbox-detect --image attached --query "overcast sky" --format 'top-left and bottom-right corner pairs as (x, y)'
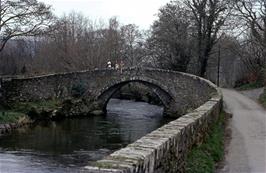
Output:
(42, 0), (170, 29)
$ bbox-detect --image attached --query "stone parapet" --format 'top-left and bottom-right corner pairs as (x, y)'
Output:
(84, 91), (222, 173)
(83, 71), (222, 173)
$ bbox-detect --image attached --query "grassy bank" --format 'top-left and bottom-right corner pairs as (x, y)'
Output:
(185, 111), (226, 173)
(259, 90), (266, 108)
(236, 82), (263, 91)
(10, 100), (61, 114)
(0, 99), (61, 124)
(0, 111), (26, 124)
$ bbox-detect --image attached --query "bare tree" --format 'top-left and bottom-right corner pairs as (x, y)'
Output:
(234, 0), (266, 47)
(33, 12), (98, 72)
(0, 0), (54, 52)
(184, 0), (232, 77)
(120, 24), (143, 67)
(33, 14), (131, 73)
(147, 2), (193, 72)
(234, 0), (266, 83)
(105, 17), (124, 64)
(0, 38), (35, 75)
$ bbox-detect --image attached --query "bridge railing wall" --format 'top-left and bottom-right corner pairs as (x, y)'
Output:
(82, 69), (222, 173)
(85, 87), (222, 173)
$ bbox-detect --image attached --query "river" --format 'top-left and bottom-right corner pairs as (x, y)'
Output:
(0, 99), (173, 173)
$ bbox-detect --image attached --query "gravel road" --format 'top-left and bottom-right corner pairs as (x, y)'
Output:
(217, 89), (266, 173)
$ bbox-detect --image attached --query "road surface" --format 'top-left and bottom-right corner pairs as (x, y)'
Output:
(218, 89), (266, 173)
(240, 88), (264, 101)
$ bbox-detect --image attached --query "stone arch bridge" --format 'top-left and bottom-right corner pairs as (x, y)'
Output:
(0, 67), (216, 117)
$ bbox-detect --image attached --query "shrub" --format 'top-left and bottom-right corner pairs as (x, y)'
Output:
(185, 112), (225, 173)
(71, 81), (86, 97)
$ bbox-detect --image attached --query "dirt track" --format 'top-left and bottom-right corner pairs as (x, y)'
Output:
(218, 89), (266, 173)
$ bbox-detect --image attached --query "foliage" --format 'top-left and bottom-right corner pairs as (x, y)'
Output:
(259, 90), (266, 108)
(234, 68), (264, 89)
(0, 111), (25, 123)
(185, 112), (225, 173)
(184, 0), (233, 76)
(0, 99), (61, 123)
(71, 81), (86, 98)
(236, 81), (264, 90)
(0, 0), (264, 89)
(147, 2), (193, 72)
(10, 100), (61, 114)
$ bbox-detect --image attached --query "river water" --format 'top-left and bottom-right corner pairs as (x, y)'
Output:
(0, 99), (173, 173)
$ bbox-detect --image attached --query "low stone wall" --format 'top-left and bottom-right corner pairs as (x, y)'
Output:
(84, 81), (222, 173)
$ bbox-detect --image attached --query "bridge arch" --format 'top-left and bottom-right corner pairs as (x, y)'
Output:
(1, 67), (217, 117)
(86, 76), (175, 115)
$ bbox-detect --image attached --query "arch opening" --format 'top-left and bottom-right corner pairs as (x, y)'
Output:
(112, 83), (163, 106)
(95, 80), (174, 115)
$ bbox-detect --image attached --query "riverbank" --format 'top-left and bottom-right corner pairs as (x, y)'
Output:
(0, 100), (61, 135)
(0, 99), (169, 173)
(0, 94), (162, 136)
(0, 86), (162, 136)
(0, 114), (32, 135)
(185, 111), (231, 173)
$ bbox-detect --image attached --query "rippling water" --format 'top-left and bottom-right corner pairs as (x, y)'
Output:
(0, 99), (173, 173)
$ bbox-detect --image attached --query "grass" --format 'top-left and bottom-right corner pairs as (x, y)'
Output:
(0, 111), (26, 124)
(185, 111), (225, 173)
(0, 99), (61, 124)
(259, 90), (266, 108)
(10, 99), (61, 113)
(236, 82), (263, 91)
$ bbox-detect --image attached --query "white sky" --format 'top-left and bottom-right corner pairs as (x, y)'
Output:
(41, 0), (171, 29)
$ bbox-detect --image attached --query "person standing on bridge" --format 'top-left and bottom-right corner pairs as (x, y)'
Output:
(115, 60), (119, 70)
(107, 61), (112, 69)
(120, 60), (124, 74)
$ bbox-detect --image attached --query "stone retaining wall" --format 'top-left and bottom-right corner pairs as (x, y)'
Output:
(84, 79), (222, 173)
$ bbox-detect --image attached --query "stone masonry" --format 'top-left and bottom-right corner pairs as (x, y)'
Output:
(84, 75), (222, 173)
(0, 67), (216, 117)
(0, 67), (222, 172)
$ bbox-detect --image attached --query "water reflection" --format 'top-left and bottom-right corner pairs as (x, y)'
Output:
(0, 99), (173, 173)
